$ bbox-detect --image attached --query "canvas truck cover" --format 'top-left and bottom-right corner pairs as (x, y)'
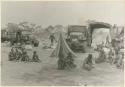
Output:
(68, 25), (87, 33)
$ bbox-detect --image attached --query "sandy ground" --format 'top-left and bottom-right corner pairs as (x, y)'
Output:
(1, 43), (124, 86)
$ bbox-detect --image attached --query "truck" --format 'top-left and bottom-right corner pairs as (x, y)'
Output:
(1, 29), (9, 42)
(66, 25), (91, 52)
(7, 29), (39, 47)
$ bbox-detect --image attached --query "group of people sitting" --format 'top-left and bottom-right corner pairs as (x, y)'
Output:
(9, 46), (40, 62)
(95, 45), (124, 69)
(108, 47), (124, 69)
(83, 46), (124, 71)
(57, 52), (94, 71)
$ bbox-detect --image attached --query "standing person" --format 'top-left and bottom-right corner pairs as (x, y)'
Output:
(49, 33), (55, 47)
(108, 47), (116, 64)
(112, 47), (116, 64)
(32, 51), (40, 62)
(83, 54), (94, 71)
(114, 46), (120, 63)
(116, 52), (123, 69)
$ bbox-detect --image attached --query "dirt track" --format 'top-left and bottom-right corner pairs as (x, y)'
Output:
(1, 43), (124, 86)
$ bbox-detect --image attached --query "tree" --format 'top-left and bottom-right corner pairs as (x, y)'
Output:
(7, 23), (19, 32)
(35, 25), (41, 29)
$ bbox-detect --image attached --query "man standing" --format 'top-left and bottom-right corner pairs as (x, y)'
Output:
(49, 33), (55, 46)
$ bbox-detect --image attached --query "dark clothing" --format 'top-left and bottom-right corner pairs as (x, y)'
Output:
(9, 48), (16, 61)
(108, 49), (115, 64)
(49, 35), (55, 41)
(58, 58), (66, 70)
(9, 51), (16, 61)
(96, 49), (106, 63)
(32, 53), (40, 62)
(21, 52), (29, 61)
(49, 34), (55, 46)
(16, 50), (22, 60)
(65, 53), (76, 70)
(83, 54), (94, 71)
(58, 44), (66, 70)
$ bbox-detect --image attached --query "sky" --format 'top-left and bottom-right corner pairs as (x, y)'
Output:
(1, 1), (125, 28)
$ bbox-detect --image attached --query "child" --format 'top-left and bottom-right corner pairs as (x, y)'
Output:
(32, 51), (40, 62)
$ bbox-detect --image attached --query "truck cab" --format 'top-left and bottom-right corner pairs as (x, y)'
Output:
(66, 25), (90, 52)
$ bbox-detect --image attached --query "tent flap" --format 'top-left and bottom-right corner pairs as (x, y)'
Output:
(50, 32), (77, 58)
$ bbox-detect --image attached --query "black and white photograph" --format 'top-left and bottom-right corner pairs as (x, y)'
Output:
(1, 1), (124, 86)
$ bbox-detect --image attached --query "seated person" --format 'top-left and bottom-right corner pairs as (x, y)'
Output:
(32, 51), (40, 62)
(108, 47), (116, 64)
(8, 48), (16, 61)
(95, 48), (106, 63)
(58, 56), (66, 70)
(65, 52), (76, 70)
(83, 54), (94, 71)
(16, 48), (22, 60)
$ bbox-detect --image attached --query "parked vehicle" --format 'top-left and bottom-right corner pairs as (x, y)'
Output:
(1, 29), (9, 42)
(7, 29), (39, 47)
(66, 25), (90, 52)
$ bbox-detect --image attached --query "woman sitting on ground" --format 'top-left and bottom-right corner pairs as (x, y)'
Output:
(32, 51), (41, 62)
(83, 54), (94, 71)
(95, 47), (106, 63)
(9, 48), (16, 61)
(65, 52), (76, 70)
(21, 51), (30, 62)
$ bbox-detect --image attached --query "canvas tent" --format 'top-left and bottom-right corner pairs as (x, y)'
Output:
(50, 32), (77, 58)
